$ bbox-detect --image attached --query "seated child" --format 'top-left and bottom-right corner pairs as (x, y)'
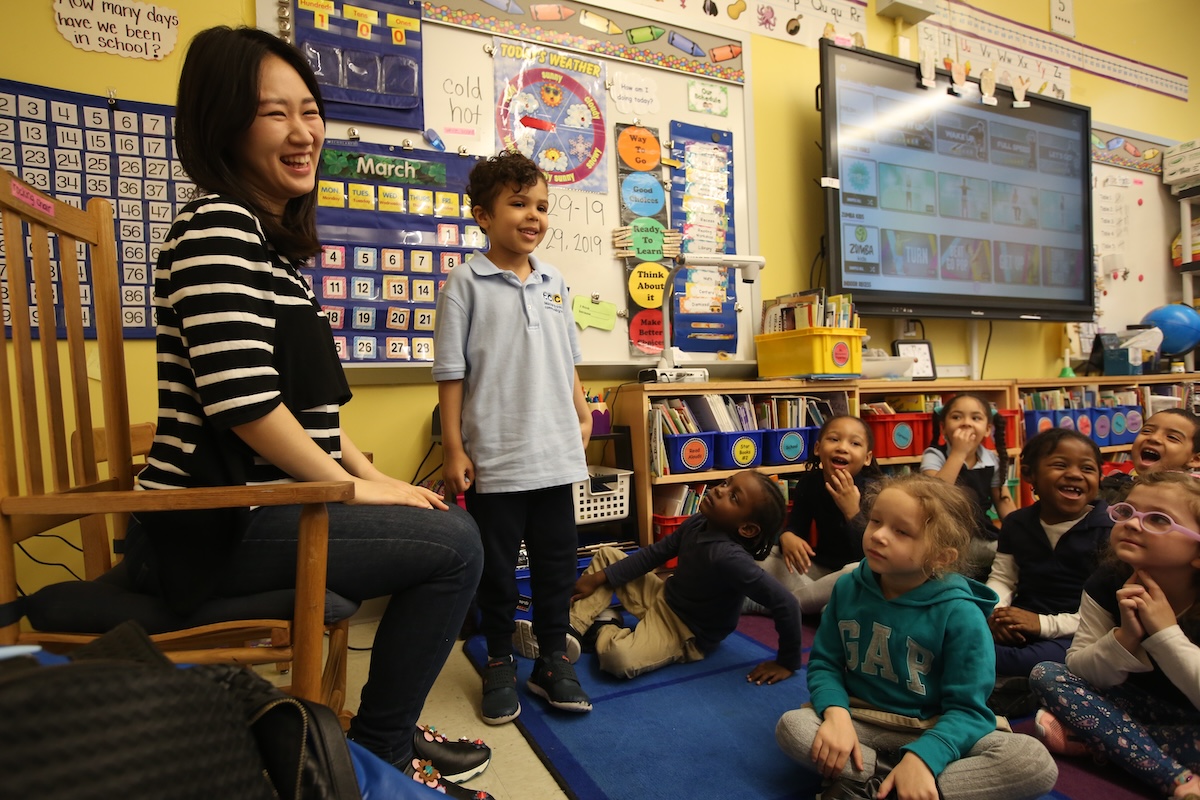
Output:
(1031, 471), (1200, 800)
(570, 470), (801, 683)
(922, 392), (1016, 579)
(776, 474), (1057, 800)
(985, 429), (1112, 717)
(1100, 408), (1200, 504)
(747, 415), (880, 615)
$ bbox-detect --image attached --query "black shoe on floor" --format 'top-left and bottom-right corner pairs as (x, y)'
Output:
(527, 651), (592, 712)
(481, 654), (521, 725)
(404, 759), (495, 800)
(412, 724), (491, 783)
(580, 607), (624, 654)
(987, 675), (1041, 719)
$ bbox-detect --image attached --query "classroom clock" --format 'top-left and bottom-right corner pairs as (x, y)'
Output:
(893, 339), (937, 381)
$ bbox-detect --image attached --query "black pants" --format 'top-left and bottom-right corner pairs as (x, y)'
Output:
(466, 484), (578, 658)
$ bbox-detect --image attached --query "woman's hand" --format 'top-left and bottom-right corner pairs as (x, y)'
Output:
(826, 468), (862, 521)
(811, 706), (862, 779)
(779, 531), (815, 574)
(877, 751), (938, 800)
(348, 478), (448, 509)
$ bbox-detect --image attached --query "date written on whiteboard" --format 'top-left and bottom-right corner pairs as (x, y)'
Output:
(548, 191), (607, 226)
(543, 228), (604, 255)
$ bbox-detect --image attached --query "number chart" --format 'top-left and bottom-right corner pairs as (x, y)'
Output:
(310, 139), (479, 363)
(0, 79), (190, 338)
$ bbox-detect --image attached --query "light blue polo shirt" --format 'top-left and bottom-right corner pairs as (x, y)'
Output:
(432, 251), (588, 493)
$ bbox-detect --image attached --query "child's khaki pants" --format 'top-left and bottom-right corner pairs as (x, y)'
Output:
(569, 547), (704, 679)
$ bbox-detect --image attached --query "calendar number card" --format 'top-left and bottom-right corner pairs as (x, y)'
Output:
(310, 139), (480, 363)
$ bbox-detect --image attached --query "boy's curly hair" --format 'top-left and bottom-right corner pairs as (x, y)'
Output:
(466, 149), (545, 224)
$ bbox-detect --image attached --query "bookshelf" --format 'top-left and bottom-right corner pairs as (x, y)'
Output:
(611, 379), (856, 546)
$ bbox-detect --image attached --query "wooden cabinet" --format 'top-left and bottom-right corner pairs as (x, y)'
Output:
(611, 379), (856, 546)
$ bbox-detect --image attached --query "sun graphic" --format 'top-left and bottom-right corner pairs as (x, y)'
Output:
(540, 82), (564, 107)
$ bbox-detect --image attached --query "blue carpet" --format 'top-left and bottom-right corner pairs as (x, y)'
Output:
(464, 628), (823, 800)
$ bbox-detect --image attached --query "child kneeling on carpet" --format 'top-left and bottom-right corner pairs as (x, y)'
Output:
(776, 475), (1057, 800)
(569, 470), (802, 683)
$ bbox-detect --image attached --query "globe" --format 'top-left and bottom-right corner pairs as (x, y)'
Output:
(1141, 303), (1200, 356)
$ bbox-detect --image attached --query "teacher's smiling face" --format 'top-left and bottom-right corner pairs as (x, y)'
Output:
(235, 54), (325, 217)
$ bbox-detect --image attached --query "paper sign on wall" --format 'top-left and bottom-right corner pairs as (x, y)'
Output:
(53, 0), (179, 61)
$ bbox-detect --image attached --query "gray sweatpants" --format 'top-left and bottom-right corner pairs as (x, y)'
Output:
(775, 706), (1057, 800)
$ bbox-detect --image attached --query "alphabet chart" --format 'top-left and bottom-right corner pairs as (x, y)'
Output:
(0, 78), (189, 338)
(310, 139), (480, 362)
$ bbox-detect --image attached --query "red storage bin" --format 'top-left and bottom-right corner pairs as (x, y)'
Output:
(984, 408), (1023, 449)
(864, 413), (931, 458)
(652, 513), (690, 568)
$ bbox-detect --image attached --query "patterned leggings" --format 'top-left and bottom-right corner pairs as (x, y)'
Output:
(1030, 661), (1200, 795)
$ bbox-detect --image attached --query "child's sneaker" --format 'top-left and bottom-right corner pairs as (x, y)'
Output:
(481, 654), (520, 725)
(580, 607), (624, 653)
(527, 652), (592, 712)
(1034, 708), (1088, 756)
(511, 619), (582, 663)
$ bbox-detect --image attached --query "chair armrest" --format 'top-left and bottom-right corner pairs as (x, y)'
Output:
(2, 481), (355, 516)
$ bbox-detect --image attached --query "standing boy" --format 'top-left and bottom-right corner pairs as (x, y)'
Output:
(434, 150), (593, 724)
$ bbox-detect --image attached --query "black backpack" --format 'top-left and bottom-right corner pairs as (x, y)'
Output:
(0, 621), (361, 800)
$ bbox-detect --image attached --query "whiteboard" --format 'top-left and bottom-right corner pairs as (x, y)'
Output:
(257, 0), (759, 369)
(1092, 162), (1181, 333)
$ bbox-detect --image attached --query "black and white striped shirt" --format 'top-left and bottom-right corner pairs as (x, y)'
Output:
(138, 195), (349, 490)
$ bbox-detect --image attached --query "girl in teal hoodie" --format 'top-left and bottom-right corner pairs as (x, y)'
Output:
(776, 475), (1058, 800)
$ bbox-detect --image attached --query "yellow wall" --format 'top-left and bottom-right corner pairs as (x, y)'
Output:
(4, 0), (1199, 486)
(753, 1), (1200, 378)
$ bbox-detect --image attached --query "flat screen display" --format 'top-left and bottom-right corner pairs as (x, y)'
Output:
(820, 40), (1094, 322)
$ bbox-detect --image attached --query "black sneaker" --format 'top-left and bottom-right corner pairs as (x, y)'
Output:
(481, 654), (521, 725)
(404, 759), (495, 800)
(412, 724), (491, 783)
(511, 618), (582, 663)
(580, 608), (624, 654)
(527, 651), (592, 712)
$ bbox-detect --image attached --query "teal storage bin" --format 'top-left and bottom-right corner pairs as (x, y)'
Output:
(714, 430), (764, 469)
(664, 432), (715, 473)
(1091, 407), (1111, 446)
(763, 428), (810, 466)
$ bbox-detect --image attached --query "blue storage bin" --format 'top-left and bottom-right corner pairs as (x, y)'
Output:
(1110, 408), (1131, 445)
(1024, 410), (1054, 440)
(664, 432), (715, 473)
(1123, 406), (1144, 442)
(763, 428), (809, 466)
(714, 430), (764, 469)
(1073, 408), (1094, 439)
(1091, 407), (1112, 446)
(1054, 410), (1077, 431)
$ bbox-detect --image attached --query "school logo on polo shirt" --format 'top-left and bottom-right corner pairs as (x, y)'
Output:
(542, 291), (564, 312)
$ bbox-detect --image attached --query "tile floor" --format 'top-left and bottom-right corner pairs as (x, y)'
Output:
(273, 618), (569, 800)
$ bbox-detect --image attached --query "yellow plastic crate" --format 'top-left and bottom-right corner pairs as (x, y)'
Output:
(755, 327), (866, 378)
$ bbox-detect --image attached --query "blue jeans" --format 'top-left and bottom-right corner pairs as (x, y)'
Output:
(211, 502), (483, 765)
(994, 635), (1071, 676)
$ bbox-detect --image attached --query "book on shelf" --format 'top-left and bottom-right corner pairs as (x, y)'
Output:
(761, 288), (825, 333)
(861, 401), (897, 415)
(667, 398), (701, 433)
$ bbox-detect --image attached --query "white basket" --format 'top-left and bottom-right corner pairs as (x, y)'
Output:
(573, 466), (633, 525)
